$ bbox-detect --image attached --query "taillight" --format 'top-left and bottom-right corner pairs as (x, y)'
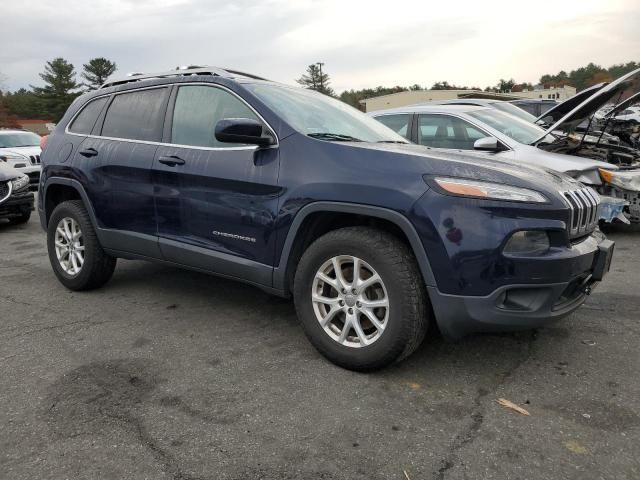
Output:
(40, 135), (49, 151)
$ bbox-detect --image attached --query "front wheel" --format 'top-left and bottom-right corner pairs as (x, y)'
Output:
(47, 200), (116, 291)
(294, 227), (430, 371)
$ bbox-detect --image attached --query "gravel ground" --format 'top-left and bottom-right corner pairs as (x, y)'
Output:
(1, 214), (638, 480)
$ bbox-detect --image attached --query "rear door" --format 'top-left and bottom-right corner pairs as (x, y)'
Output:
(374, 113), (413, 141)
(73, 87), (170, 256)
(153, 84), (280, 286)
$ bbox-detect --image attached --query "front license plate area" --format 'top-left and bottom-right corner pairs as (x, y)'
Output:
(592, 239), (615, 282)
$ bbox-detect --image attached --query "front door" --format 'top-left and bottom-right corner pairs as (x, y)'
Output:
(153, 84), (281, 286)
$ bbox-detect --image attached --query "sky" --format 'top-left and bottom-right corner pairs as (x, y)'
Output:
(2, 0), (640, 93)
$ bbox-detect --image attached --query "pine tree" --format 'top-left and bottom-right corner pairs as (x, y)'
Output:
(31, 58), (81, 121)
(0, 91), (20, 128)
(297, 63), (335, 96)
(82, 57), (117, 90)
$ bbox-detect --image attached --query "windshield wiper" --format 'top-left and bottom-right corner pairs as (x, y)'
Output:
(377, 140), (408, 144)
(308, 133), (362, 142)
(12, 145), (38, 148)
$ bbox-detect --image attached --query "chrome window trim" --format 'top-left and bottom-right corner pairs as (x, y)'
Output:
(64, 82), (279, 151)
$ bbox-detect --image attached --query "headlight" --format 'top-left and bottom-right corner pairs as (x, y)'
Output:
(433, 177), (547, 203)
(0, 153), (29, 162)
(11, 174), (29, 192)
(599, 168), (640, 192)
(503, 231), (550, 256)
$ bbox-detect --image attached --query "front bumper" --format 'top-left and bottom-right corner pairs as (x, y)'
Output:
(0, 190), (35, 218)
(429, 233), (614, 340)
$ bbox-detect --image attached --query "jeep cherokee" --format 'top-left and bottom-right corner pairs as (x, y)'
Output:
(38, 66), (614, 370)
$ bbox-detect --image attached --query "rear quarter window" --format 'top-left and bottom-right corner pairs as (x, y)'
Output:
(68, 97), (109, 134)
(101, 88), (168, 141)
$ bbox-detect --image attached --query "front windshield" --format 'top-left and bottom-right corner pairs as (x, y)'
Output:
(467, 109), (555, 145)
(489, 102), (537, 123)
(0, 132), (41, 148)
(246, 83), (408, 143)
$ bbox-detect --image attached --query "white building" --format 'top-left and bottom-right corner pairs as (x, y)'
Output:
(360, 85), (576, 112)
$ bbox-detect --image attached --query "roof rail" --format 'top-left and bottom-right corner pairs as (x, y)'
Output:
(100, 66), (268, 89)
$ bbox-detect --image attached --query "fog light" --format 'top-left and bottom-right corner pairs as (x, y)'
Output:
(503, 231), (550, 256)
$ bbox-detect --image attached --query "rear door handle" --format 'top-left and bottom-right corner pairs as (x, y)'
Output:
(79, 147), (98, 158)
(158, 155), (185, 167)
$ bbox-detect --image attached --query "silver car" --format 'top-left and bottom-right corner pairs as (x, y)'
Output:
(370, 101), (640, 222)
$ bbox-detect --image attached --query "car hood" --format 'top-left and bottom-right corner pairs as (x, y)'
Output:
(535, 83), (607, 124)
(604, 91), (640, 118)
(522, 144), (616, 172)
(0, 163), (23, 182)
(352, 142), (585, 193)
(533, 68), (640, 144)
(0, 146), (42, 157)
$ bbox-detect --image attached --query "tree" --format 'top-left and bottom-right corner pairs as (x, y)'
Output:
(31, 58), (81, 121)
(297, 63), (334, 96)
(538, 61), (638, 91)
(82, 57), (117, 90)
(497, 78), (516, 93)
(0, 91), (20, 128)
(3, 88), (45, 119)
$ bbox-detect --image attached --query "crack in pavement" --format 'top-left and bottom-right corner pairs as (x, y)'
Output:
(434, 331), (537, 480)
(4, 318), (114, 341)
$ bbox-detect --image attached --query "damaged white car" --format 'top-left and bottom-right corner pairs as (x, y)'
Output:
(371, 68), (640, 223)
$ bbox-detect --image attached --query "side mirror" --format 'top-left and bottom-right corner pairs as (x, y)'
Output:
(473, 136), (504, 152)
(215, 118), (274, 147)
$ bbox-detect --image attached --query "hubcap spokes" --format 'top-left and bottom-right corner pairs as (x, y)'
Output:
(54, 217), (85, 276)
(312, 255), (389, 348)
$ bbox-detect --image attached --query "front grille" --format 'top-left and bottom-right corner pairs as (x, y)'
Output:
(562, 187), (600, 237)
(0, 181), (11, 204)
(29, 154), (41, 165)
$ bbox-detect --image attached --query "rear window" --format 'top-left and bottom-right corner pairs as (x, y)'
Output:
(374, 114), (410, 139)
(69, 97), (108, 134)
(101, 88), (168, 141)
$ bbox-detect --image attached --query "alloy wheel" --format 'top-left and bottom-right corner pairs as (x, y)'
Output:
(311, 255), (389, 348)
(54, 217), (85, 276)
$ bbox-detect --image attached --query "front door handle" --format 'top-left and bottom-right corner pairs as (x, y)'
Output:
(158, 155), (186, 167)
(79, 147), (98, 158)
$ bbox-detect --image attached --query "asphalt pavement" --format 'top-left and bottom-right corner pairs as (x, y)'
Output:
(1, 215), (638, 480)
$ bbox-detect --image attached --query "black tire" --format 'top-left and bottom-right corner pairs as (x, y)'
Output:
(47, 200), (116, 291)
(8, 210), (31, 225)
(293, 226), (429, 371)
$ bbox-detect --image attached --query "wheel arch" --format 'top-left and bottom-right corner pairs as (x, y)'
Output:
(42, 178), (98, 230)
(273, 202), (437, 294)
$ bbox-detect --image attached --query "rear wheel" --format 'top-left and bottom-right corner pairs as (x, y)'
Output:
(47, 200), (116, 291)
(294, 226), (429, 371)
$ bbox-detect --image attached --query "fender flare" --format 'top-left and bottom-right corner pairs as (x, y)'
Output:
(272, 202), (437, 291)
(41, 177), (99, 230)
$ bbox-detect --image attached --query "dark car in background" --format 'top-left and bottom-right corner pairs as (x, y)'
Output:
(511, 99), (558, 117)
(38, 66), (614, 370)
(0, 164), (34, 225)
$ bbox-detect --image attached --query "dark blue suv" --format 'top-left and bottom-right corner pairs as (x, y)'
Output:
(39, 66), (614, 370)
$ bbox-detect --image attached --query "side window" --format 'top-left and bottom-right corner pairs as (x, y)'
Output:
(418, 114), (489, 150)
(101, 88), (168, 141)
(171, 86), (260, 148)
(374, 114), (410, 139)
(69, 97), (109, 134)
